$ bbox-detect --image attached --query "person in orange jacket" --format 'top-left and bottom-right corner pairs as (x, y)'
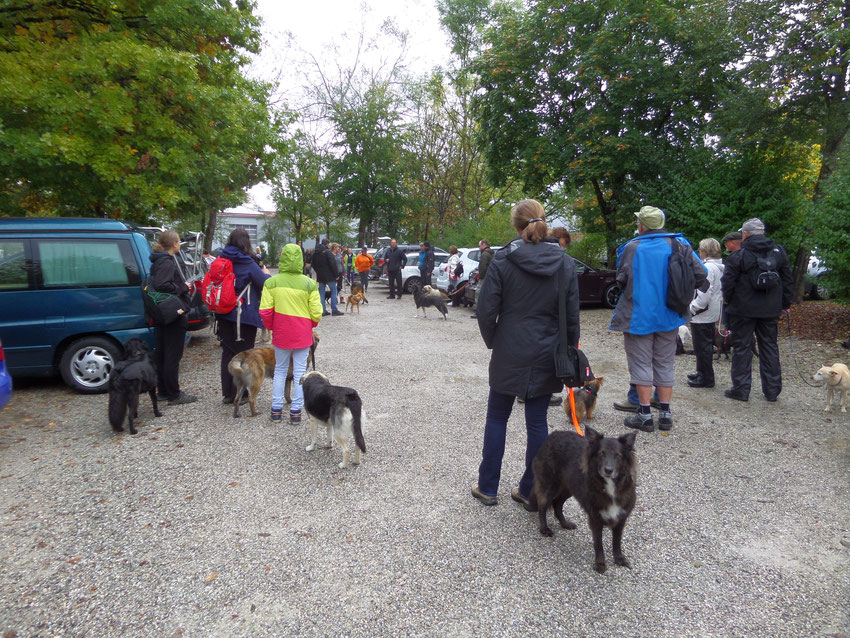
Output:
(354, 247), (375, 291)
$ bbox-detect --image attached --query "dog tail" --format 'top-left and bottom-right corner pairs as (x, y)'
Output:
(227, 351), (248, 378)
(436, 298), (448, 319)
(108, 381), (129, 429)
(345, 389), (366, 453)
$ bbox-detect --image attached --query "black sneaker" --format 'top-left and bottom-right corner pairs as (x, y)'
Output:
(168, 392), (197, 406)
(724, 389), (748, 402)
(549, 394), (563, 406)
(332, 310), (345, 316)
(658, 410), (673, 431)
(386, 295), (395, 299)
(687, 372), (699, 381)
(624, 413), (655, 432)
(322, 311), (330, 316)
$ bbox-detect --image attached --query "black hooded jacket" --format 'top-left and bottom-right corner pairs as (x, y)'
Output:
(149, 251), (189, 299)
(311, 243), (338, 284)
(722, 234), (792, 318)
(477, 237), (580, 399)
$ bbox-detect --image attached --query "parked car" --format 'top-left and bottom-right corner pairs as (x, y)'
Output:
(459, 254), (620, 309)
(0, 218), (157, 393)
(0, 338), (11, 411)
(370, 243), (447, 280)
(805, 254), (832, 300)
(379, 249), (450, 293)
(435, 246), (504, 293)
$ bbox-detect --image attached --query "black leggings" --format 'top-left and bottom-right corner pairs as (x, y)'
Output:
(218, 319), (258, 399)
(155, 319), (187, 400)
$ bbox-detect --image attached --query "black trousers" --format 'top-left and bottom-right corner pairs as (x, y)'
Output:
(691, 322), (716, 384)
(388, 269), (403, 297)
(729, 315), (782, 399)
(154, 319), (187, 400)
(218, 319), (258, 399)
(359, 271), (369, 291)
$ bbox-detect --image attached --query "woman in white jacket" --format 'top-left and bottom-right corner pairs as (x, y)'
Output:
(687, 238), (725, 388)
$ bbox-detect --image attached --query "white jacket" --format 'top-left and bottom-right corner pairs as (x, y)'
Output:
(689, 257), (724, 323)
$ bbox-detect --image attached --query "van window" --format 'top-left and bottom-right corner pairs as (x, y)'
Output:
(0, 240), (28, 290)
(36, 239), (140, 287)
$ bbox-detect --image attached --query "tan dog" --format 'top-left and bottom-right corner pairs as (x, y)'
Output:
(563, 377), (605, 423)
(227, 346), (276, 418)
(284, 331), (320, 404)
(812, 363), (849, 413)
(422, 285), (449, 300)
(346, 292), (366, 314)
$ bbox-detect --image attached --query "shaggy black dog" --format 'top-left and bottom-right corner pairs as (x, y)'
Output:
(530, 427), (637, 573)
(108, 338), (162, 435)
(411, 283), (448, 320)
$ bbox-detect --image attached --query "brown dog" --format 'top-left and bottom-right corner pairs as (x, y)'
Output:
(284, 331), (320, 404)
(227, 346), (275, 418)
(346, 292), (366, 314)
(564, 377), (604, 423)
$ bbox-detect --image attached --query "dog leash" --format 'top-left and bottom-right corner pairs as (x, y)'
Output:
(567, 388), (584, 436)
(783, 311), (824, 388)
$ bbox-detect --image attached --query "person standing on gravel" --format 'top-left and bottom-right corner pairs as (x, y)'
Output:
(721, 218), (792, 403)
(686, 238), (724, 389)
(260, 243), (323, 424)
(472, 199), (579, 508)
(385, 239), (407, 299)
(609, 206), (707, 433)
(311, 238), (343, 316)
(471, 240), (494, 319)
(355, 246), (374, 291)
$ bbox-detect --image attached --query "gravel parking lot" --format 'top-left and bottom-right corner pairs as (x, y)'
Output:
(1, 279), (848, 637)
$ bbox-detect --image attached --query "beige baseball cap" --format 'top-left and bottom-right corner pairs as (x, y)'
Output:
(634, 206), (665, 230)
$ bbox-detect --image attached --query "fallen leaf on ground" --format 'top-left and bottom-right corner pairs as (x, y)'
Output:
(204, 573), (218, 582)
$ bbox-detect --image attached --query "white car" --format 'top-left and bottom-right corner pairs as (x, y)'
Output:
(380, 249), (449, 293)
(435, 247), (500, 292)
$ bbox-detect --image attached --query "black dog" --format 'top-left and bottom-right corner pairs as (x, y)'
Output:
(530, 427), (637, 573)
(108, 338), (162, 435)
(411, 283), (448, 320)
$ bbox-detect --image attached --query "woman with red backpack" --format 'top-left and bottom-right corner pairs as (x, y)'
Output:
(210, 229), (270, 405)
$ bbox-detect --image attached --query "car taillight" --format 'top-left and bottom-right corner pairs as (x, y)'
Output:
(378, 259), (384, 266)
(0, 343), (4, 362)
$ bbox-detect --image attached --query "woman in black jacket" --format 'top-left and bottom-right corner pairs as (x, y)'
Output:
(472, 200), (580, 507)
(149, 230), (196, 405)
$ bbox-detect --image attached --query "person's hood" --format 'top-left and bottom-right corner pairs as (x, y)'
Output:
(501, 237), (565, 276)
(279, 243), (304, 273)
(314, 243), (329, 253)
(221, 245), (257, 265)
(742, 234), (776, 253)
(149, 250), (172, 264)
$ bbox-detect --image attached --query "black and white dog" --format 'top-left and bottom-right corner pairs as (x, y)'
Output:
(108, 338), (162, 435)
(411, 282), (448, 320)
(300, 371), (366, 469)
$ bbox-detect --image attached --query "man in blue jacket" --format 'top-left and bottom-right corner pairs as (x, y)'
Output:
(610, 206), (707, 432)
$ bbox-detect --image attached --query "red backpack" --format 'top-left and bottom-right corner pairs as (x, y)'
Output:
(202, 257), (246, 314)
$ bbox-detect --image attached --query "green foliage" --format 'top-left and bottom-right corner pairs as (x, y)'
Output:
(0, 0), (278, 222)
(568, 233), (608, 267)
(270, 132), (328, 242)
(437, 202), (517, 249)
(810, 147), (850, 301)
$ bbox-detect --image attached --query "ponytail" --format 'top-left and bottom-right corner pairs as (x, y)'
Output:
(511, 199), (548, 244)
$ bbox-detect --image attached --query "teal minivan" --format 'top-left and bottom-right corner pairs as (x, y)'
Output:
(0, 218), (156, 393)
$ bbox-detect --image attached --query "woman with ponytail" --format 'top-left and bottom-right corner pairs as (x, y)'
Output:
(471, 199), (580, 507)
(149, 230), (196, 405)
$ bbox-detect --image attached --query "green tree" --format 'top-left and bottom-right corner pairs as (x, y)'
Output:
(270, 132), (329, 243)
(0, 0), (278, 230)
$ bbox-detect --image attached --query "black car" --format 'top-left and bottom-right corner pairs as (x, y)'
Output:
(464, 258), (621, 309)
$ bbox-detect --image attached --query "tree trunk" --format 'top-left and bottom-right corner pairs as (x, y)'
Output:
(790, 244), (808, 304)
(203, 209), (217, 253)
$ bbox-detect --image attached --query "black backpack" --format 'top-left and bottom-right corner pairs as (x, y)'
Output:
(666, 239), (696, 317)
(454, 261), (464, 277)
(749, 249), (781, 291)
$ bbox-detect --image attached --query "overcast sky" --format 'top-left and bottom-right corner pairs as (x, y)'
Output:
(244, 0), (452, 210)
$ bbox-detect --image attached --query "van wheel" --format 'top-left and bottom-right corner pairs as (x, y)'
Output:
(404, 277), (420, 294)
(602, 283), (621, 309)
(59, 337), (121, 394)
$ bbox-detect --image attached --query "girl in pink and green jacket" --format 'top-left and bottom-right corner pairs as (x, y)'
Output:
(259, 243), (322, 422)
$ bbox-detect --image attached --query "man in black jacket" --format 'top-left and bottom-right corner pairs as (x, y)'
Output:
(311, 238), (343, 316)
(420, 241), (435, 288)
(721, 218), (792, 402)
(471, 239), (494, 319)
(385, 239), (407, 299)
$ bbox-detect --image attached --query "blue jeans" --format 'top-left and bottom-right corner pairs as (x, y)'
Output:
(477, 390), (550, 499)
(627, 383), (661, 406)
(272, 346), (309, 413)
(318, 281), (338, 313)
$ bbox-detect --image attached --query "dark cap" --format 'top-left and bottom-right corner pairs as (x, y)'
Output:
(722, 231), (742, 243)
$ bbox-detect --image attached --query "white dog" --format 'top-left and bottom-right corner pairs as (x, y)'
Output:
(812, 363), (849, 413)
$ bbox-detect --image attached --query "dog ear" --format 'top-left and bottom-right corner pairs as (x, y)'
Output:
(585, 427), (602, 444)
(618, 431), (637, 451)
(829, 370), (837, 376)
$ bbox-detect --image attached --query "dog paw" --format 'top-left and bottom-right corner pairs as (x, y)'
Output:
(338, 461), (348, 469)
(560, 519), (577, 530)
(129, 429), (137, 435)
(539, 527), (554, 537)
(614, 555), (631, 568)
(154, 412), (163, 418)
(594, 562), (607, 574)
(842, 407), (847, 413)
(824, 407), (831, 412)
(306, 444), (315, 452)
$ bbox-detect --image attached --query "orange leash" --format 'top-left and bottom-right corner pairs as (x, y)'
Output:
(568, 387), (583, 436)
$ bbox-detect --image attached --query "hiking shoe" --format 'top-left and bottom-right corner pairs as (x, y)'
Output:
(322, 311), (330, 317)
(290, 410), (302, 424)
(270, 409), (282, 422)
(724, 389), (748, 402)
(658, 410), (673, 431)
(332, 310), (345, 316)
(469, 314), (477, 319)
(549, 394), (563, 407)
(764, 395), (778, 402)
(511, 487), (536, 512)
(687, 372), (699, 381)
(624, 413), (655, 432)
(386, 295), (396, 299)
(167, 392), (197, 406)
(613, 398), (639, 413)
(471, 486), (497, 506)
